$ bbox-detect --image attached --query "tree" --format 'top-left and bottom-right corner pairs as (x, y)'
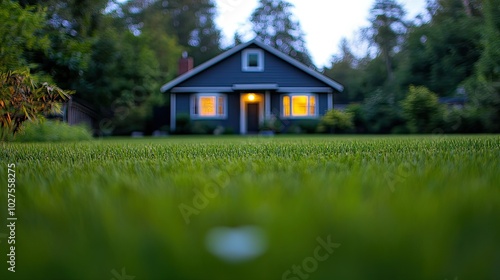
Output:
(399, 0), (482, 96)
(324, 38), (364, 101)
(362, 89), (406, 134)
(365, 0), (407, 81)
(75, 22), (164, 135)
(13, 0), (110, 91)
(471, 0), (500, 132)
(401, 86), (442, 133)
(476, 0), (500, 82)
(17, 0), (109, 38)
(120, 0), (222, 65)
(0, 70), (73, 140)
(427, 0), (482, 19)
(233, 31), (244, 46)
(0, 0), (48, 71)
(135, 7), (183, 81)
(250, 0), (314, 67)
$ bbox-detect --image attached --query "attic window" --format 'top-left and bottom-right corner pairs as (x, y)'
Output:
(242, 49), (264, 72)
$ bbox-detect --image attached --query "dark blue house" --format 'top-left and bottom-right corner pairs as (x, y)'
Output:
(161, 39), (344, 134)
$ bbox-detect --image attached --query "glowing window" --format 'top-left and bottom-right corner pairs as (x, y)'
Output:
(192, 94), (226, 118)
(292, 96), (308, 116)
(200, 96), (216, 116)
(282, 94), (317, 117)
(283, 96), (291, 117)
(310, 96), (316, 115)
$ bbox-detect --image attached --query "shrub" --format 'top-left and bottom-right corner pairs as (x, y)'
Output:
(295, 120), (321, 134)
(260, 115), (283, 132)
(318, 109), (354, 133)
(362, 90), (406, 134)
(175, 114), (191, 134)
(190, 121), (217, 135)
(222, 127), (235, 135)
(345, 104), (365, 133)
(15, 120), (92, 142)
(402, 86), (443, 133)
(442, 106), (486, 133)
(1, 70), (73, 140)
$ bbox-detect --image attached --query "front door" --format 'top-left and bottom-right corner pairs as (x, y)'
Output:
(246, 103), (259, 133)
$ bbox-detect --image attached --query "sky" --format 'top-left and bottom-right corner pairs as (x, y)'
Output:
(215, 0), (428, 68)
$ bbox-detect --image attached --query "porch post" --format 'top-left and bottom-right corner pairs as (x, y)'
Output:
(170, 93), (176, 132)
(240, 93), (245, 134)
(327, 93), (333, 111)
(265, 91), (271, 118)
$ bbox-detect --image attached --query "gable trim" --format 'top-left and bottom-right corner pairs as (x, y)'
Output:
(170, 86), (334, 94)
(255, 42), (344, 92)
(161, 39), (344, 93)
(232, 84), (279, 91)
(278, 87), (333, 93)
(171, 87), (232, 93)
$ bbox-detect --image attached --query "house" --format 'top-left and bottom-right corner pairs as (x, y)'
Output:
(439, 96), (467, 109)
(161, 39), (344, 134)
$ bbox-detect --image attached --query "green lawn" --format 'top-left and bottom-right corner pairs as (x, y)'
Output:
(1, 135), (499, 280)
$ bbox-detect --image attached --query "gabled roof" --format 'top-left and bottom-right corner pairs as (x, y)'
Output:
(160, 39), (344, 93)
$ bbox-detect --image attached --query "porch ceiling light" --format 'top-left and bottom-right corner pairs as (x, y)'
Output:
(248, 94), (256, 101)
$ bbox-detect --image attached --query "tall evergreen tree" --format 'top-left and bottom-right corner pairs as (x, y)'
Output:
(366, 0), (407, 81)
(250, 0), (314, 67)
(120, 0), (222, 65)
(324, 39), (362, 101)
(400, 0), (482, 96)
(476, 0), (500, 82)
(469, 0), (500, 132)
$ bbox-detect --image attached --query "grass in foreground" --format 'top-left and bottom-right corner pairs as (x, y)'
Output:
(1, 135), (499, 280)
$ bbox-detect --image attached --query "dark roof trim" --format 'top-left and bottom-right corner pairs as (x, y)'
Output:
(278, 87), (333, 93)
(232, 84), (279, 91)
(171, 87), (233, 93)
(170, 86), (334, 93)
(160, 39), (344, 93)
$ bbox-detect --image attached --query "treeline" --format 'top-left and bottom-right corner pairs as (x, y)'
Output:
(323, 0), (500, 133)
(1, 0), (499, 135)
(1, 0), (224, 135)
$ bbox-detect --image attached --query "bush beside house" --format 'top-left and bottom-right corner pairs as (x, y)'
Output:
(15, 121), (93, 142)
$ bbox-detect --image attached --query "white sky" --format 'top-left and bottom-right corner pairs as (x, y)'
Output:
(215, 0), (428, 68)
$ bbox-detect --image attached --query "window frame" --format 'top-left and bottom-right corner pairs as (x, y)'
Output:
(190, 93), (228, 119)
(242, 49), (264, 72)
(281, 93), (319, 119)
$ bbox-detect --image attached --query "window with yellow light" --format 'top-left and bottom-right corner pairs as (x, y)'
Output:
(200, 96), (216, 116)
(192, 94), (226, 118)
(282, 94), (317, 117)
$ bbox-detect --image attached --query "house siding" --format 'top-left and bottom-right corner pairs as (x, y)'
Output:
(175, 92), (240, 133)
(176, 94), (191, 116)
(176, 44), (330, 89)
(271, 94), (281, 116)
(318, 94), (329, 115)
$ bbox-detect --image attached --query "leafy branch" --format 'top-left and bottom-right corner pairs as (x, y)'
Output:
(0, 70), (73, 141)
